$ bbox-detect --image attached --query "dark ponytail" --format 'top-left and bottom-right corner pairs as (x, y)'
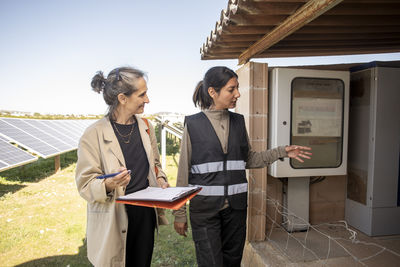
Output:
(192, 66), (238, 109)
(193, 81), (213, 108)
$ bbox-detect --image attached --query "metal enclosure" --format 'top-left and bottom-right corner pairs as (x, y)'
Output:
(346, 65), (400, 236)
(268, 67), (350, 231)
(268, 68), (350, 177)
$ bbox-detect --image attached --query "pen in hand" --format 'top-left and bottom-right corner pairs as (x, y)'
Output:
(97, 170), (131, 179)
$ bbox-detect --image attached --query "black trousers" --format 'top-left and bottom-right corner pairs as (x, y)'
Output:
(190, 206), (247, 267)
(125, 205), (156, 267)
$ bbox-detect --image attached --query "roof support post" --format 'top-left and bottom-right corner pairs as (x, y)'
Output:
(238, 0), (344, 65)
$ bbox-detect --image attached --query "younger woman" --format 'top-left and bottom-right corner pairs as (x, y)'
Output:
(173, 66), (311, 267)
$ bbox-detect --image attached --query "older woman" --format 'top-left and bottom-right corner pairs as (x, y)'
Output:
(75, 67), (169, 267)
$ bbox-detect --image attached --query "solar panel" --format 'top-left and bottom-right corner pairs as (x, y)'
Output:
(69, 120), (86, 133)
(78, 120), (90, 127)
(0, 119), (60, 158)
(0, 161), (7, 170)
(2, 118), (72, 152)
(80, 120), (94, 128)
(0, 117), (97, 171)
(58, 119), (96, 142)
(79, 120), (95, 130)
(47, 120), (81, 140)
(0, 138), (37, 172)
(26, 119), (77, 148)
(74, 120), (95, 139)
(61, 120), (84, 136)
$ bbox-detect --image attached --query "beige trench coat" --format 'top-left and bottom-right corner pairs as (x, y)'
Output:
(75, 116), (168, 267)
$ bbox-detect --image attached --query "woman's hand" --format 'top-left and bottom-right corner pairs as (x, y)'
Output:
(104, 167), (131, 193)
(157, 177), (170, 189)
(174, 221), (188, 237)
(285, 145), (312, 162)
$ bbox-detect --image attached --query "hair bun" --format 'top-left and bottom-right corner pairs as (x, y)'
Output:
(91, 71), (106, 93)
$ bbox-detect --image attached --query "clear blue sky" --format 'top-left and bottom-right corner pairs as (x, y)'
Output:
(1, 0), (399, 116)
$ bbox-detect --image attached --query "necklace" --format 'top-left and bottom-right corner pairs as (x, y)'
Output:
(112, 121), (134, 144)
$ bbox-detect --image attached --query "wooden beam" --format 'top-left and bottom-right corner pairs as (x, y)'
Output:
(274, 39), (400, 47)
(264, 43), (400, 51)
(326, 3), (400, 15)
(308, 15), (400, 26)
(212, 41), (254, 48)
(238, 2), (302, 15)
(205, 47), (244, 54)
(238, 0), (344, 65)
(222, 25), (274, 35)
(286, 32), (400, 41)
(250, 0), (307, 2)
(201, 45), (400, 61)
(345, 0), (400, 3)
(256, 46), (400, 58)
(201, 53), (240, 60)
(230, 14), (286, 26)
(297, 25), (400, 34)
(219, 34), (263, 42)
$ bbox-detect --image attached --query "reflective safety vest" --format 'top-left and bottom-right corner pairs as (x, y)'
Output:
(186, 111), (249, 213)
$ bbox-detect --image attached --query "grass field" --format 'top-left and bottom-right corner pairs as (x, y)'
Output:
(0, 152), (196, 267)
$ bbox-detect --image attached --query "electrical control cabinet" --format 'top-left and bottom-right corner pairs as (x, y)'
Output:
(268, 68), (350, 178)
(267, 67), (349, 231)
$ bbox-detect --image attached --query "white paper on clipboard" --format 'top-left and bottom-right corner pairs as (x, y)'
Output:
(118, 186), (201, 202)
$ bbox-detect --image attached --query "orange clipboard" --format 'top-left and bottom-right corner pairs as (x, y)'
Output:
(116, 187), (201, 210)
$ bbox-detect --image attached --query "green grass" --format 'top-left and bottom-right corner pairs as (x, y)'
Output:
(0, 153), (196, 267)
(153, 210), (195, 267)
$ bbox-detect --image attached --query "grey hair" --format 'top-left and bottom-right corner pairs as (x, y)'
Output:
(91, 67), (147, 119)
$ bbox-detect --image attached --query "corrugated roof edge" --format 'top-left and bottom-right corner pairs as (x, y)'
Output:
(201, 0), (238, 57)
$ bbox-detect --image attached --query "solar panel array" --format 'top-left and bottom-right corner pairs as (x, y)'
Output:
(0, 117), (96, 172)
(0, 134), (37, 172)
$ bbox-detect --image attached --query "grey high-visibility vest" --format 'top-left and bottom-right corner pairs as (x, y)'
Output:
(186, 111), (249, 213)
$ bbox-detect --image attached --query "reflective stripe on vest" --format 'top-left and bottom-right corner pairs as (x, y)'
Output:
(188, 183), (248, 196)
(190, 160), (246, 174)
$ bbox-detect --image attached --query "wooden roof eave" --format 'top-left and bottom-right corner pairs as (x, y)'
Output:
(238, 0), (344, 65)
